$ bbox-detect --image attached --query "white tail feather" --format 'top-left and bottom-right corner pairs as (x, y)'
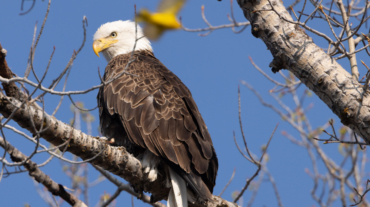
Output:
(167, 188), (176, 207)
(168, 168), (188, 207)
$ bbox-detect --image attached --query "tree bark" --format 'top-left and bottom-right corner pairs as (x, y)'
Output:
(236, 0), (370, 142)
(0, 92), (237, 207)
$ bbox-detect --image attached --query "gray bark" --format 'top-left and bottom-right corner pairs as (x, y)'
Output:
(237, 0), (370, 142)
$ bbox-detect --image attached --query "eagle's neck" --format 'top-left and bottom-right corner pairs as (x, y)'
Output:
(103, 38), (153, 62)
(102, 49), (119, 62)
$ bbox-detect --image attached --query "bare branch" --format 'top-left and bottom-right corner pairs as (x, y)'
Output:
(92, 165), (166, 207)
(218, 168), (236, 197)
(235, 0), (370, 143)
(0, 136), (87, 207)
(233, 124), (278, 202)
(351, 180), (370, 206)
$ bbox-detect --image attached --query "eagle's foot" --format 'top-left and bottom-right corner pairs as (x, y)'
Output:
(107, 138), (116, 145)
(137, 191), (143, 199)
(101, 137), (119, 146)
(98, 136), (116, 145)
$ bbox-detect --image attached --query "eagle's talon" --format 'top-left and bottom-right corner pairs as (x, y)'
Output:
(99, 137), (116, 145)
(138, 191), (143, 199)
(108, 138), (115, 145)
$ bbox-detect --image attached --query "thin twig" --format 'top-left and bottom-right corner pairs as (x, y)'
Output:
(218, 168), (236, 196)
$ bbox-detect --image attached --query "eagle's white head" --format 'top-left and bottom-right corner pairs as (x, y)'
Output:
(93, 20), (152, 62)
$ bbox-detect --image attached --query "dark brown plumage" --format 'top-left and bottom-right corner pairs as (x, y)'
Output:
(97, 50), (218, 200)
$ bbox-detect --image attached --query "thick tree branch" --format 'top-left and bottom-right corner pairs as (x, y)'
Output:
(0, 136), (87, 207)
(0, 91), (237, 207)
(236, 0), (370, 143)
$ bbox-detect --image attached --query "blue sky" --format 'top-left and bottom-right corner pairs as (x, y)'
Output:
(0, 0), (369, 206)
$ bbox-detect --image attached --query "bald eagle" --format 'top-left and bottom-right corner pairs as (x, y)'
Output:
(93, 20), (218, 207)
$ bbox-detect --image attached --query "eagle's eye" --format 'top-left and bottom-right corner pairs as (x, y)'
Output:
(111, 32), (117, 37)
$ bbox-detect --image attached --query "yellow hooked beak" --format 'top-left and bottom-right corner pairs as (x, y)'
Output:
(92, 38), (118, 57)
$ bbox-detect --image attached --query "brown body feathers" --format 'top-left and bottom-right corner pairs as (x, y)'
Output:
(97, 50), (218, 199)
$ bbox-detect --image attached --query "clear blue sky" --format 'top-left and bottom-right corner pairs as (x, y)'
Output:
(0, 0), (368, 206)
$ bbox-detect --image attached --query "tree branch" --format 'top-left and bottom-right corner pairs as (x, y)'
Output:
(0, 91), (237, 207)
(236, 0), (370, 143)
(0, 136), (87, 207)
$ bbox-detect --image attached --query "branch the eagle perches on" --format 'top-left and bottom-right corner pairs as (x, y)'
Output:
(0, 43), (238, 207)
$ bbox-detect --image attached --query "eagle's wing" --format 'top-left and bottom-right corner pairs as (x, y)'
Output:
(98, 51), (217, 196)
